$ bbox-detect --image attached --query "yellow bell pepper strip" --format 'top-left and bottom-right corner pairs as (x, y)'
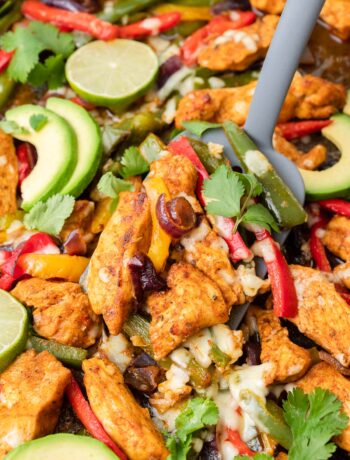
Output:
(152, 3), (212, 21)
(144, 177), (172, 272)
(90, 197), (114, 234)
(17, 253), (89, 282)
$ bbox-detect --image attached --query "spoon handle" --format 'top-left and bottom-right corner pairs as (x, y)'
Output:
(244, 0), (325, 150)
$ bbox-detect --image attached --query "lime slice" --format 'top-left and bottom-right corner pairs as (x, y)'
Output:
(65, 39), (159, 107)
(0, 290), (28, 372)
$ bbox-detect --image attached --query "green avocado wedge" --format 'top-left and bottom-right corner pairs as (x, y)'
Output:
(300, 113), (350, 200)
(46, 98), (103, 197)
(5, 105), (77, 211)
(4, 434), (120, 460)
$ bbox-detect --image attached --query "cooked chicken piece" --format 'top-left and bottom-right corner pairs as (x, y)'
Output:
(147, 262), (229, 360)
(334, 262), (350, 289)
(250, 0), (285, 13)
(60, 200), (95, 244)
(323, 216), (350, 261)
(198, 15), (279, 71)
(290, 73), (346, 119)
(83, 357), (168, 460)
(88, 192), (151, 335)
(182, 221), (245, 306)
(276, 454), (288, 460)
(0, 350), (71, 458)
(0, 130), (18, 218)
(149, 153), (201, 213)
(175, 74), (345, 128)
(297, 362), (350, 451)
(249, 307), (311, 384)
(321, 0), (350, 41)
(289, 265), (350, 367)
(273, 128), (327, 170)
(12, 278), (101, 348)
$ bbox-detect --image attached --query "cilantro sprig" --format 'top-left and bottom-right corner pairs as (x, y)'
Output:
(97, 171), (134, 211)
(120, 146), (149, 178)
(24, 194), (75, 235)
(166, 398), (219, 460)
(0, 21), (74, 87)
(203, 164), (278, 233)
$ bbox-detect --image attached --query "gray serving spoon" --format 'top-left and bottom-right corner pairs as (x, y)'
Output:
(198, 0), (326, 327)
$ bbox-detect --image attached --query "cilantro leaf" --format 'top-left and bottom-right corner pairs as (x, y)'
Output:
(29, 114), (48, 132)
(0, 119), (28, 135)
(242, 203), (279, 233)
(203, 165), (244, 218)
(28, 21), (74, 58)
(120, 146), (149, 178)
(236, 455), (274, 460)
(182, 120), (221, 137)
(166, 398), (219, 460)
(0, 21), (74, 84)
(28, 55), (66, 89)
(176, 398), (219, 442)
(283, 388), (349, 460)
(237, 172), (263, 198)
(23, 194), (75, 235)
(97, 172), (134, 199)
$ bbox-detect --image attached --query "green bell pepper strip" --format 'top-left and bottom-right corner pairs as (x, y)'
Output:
(239, 390), (292, 450)
(28, 335), (87, 368)
(189, 138), (226, 173)
(221, 70), (260, 88)
(224, 121), (307, 228)
(0, 72), (15, 110)
(0, 0), (22, 34)
(171, 0), (211, 6)
(98, 0), (160, 24)
(139, 133), (167, 163)
(116, 111), (164, 146)
(209, 342), (231, 368)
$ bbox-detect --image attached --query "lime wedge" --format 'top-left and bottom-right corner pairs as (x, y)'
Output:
(0, 290), (28, 372)
(65, 39), (159, 107)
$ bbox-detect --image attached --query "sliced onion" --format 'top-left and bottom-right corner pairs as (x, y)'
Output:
(211, 0), (251, 14)
(63, 229), (87, 256)
(156, 194), (196, 238)
(157, 55), (183, 88)
(129, 252), (166, 301)
(319, 351), (350, 376)
(42, 0), (98, 13)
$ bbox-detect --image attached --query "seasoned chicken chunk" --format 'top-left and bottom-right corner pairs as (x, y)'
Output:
(182, 221), (245, 306)
(334, 262), (350, 289)
(290, 73), (346, 119)
(0, 350), (71, 458)
(175, 74), (345, 128)
(250, 0), (285, 13)
(297, 362), (350, 451)
(321, 0), (350, 41)
(149, 153), (201, 212)
(88, 192), (151, 335)
(323, 216), (350, 261)
(83, 357), (168, 460)
(60, 200), (95, 244)
(0, 130), (18, 218)
(12, 278), (101, 348)
(273, 128), (327, 170)
(289, 265), (350, 367)
(147, 262), (229, 360)
(249, 307), (311, 384)
(198, 15), (279, 71)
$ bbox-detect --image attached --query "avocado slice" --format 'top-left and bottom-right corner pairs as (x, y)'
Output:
(6, 105), (77, 211)
(299, 113), (350, 200)
(5, 434), (120, 459)
(46, 98), (103, 197)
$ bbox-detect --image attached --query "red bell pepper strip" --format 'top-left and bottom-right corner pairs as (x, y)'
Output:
(168, 136), (252, 262)
(254, 228), (298, 318)
(310, 219), (331, 272)
(0, 250), (12, 265)
(318, 199), (350, 219)
(0, 273), (16, 290)
(276, 120), (332, 140)
(340, 292), (350, 306)
(70, 96), (96, 111)
(180, 11), (256, 66)
(119, 12), (181, 39)
(22, 0), (120, 40)
(0, 50), (14, 73)
(16, 143), (36, 187)
(227, 429), (254, 456)
(66, 376), (127, 460)
(0, 232), (59, 289)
